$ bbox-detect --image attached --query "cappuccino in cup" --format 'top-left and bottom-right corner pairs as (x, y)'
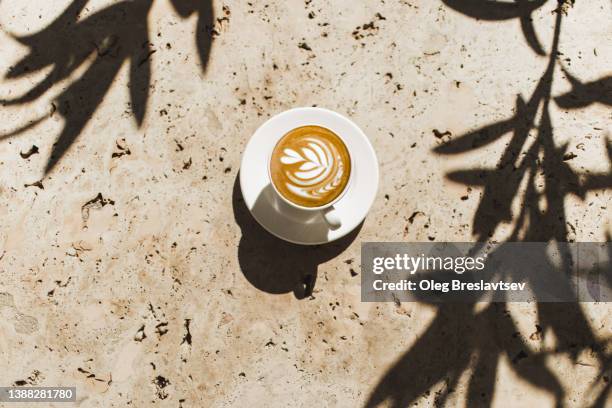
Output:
(269, 125), (351, 208)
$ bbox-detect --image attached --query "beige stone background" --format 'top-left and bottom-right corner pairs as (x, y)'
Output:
(0, 0), (610, 407)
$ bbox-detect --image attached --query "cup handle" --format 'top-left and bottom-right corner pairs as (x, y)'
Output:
(322, 206), (341, 230)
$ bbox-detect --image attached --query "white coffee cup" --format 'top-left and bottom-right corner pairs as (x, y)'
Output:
(267, 131), (353, 230)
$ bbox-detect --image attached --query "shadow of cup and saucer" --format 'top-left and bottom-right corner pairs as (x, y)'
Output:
(232, 173), (362, 299)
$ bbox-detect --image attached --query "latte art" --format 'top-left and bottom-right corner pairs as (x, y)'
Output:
(270, 126), (351, 208)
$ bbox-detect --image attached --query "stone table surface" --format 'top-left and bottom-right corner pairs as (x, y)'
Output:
(0, 0), (610, 407)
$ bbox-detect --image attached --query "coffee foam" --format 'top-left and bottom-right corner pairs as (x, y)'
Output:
(270, 125), (351, 208)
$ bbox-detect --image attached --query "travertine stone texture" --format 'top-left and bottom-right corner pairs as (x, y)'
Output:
(0, 0), (610, 407)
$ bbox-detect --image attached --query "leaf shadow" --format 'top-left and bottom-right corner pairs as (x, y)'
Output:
(442, 0), (549, 55)
(1, 0), (214, 174)
(555, 70), (612, 109)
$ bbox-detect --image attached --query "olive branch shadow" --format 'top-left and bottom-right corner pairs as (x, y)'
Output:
(0, 0), (214, 174)
(366, 1), (611, 407)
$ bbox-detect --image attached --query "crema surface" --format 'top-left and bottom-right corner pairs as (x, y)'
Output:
(270, 125), (351, 208)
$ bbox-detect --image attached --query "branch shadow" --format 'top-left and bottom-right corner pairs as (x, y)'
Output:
(367, 303), (571, 408)
(366, 2), (611, 407)
(0, 0), (214, 173)
(232, 173), (362, 299)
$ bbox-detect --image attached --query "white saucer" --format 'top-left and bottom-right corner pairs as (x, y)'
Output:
(240, 107), (379, 245)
